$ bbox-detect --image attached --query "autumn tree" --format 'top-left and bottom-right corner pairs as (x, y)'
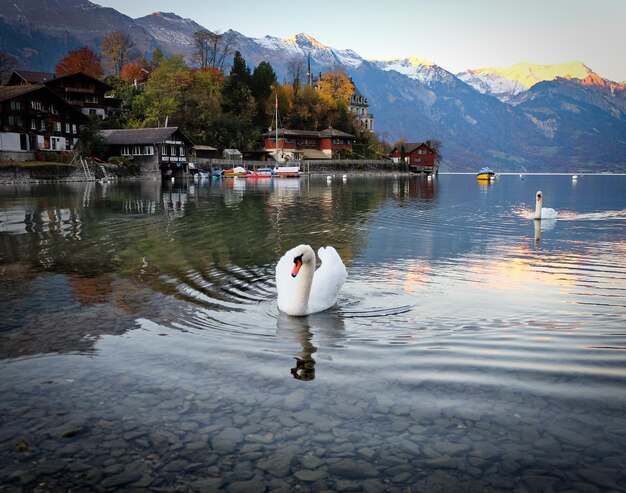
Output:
(286, 55), (305, 94)
(0, 50), (19, 84)
(141, 55), (192, 127)
(120, 62), (148, 84)
(55, 46), (104, 78)
(316, 69), (354, 103)
(101, 31), (136, 76)
(178, 68), (224, 144)
(192, 29), (233, 71)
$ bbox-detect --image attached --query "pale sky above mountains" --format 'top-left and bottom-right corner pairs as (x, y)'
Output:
(94, 0), (625, 82)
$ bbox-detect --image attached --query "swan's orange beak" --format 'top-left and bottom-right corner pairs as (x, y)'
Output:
(292, 256), (303, 278)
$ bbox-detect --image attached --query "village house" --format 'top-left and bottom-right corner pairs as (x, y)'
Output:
(263, 127), (357, 162)
(391, 142), (438, 174)
(99, 127), (194, 175)
(0, 84), (87, 160)
(7, 70), (123, 119)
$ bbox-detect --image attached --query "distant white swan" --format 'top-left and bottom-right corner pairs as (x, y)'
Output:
(276, 244), (348, 316)
(534, 190), (557, 220)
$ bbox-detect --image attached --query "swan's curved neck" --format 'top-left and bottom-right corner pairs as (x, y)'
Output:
(292, 262), (315, 315)
(534, 196), (542, 219)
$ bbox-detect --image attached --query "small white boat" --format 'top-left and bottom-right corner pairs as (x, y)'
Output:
(274, 165), (301, 177)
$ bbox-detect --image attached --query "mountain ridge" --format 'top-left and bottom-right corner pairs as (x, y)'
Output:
(1, 0), (624, 171)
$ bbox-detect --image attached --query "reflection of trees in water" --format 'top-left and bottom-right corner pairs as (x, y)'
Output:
(0, 177), (401, 358)
(0, 275), (163, 360)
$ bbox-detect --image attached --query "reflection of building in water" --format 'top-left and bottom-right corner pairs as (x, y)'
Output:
(162, 181), (191, 216)
(408, 175), (437, 199)
(391, 176), (438, 200)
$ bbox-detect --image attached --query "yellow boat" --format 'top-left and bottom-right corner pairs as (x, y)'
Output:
(476, 167), (495, 180)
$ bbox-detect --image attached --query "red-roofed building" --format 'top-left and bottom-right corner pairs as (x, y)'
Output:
(263, 127), (356, 162)
(391, 142), (438, 174)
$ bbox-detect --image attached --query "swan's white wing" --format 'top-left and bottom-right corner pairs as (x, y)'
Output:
(542, 207), (558, 219)
(276, 245), (301, 313)
(308, 246), (348, 314)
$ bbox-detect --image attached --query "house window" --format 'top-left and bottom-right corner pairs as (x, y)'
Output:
(31, 100), (42, 111)
(170, 145), (177, 156)
(144, 145), (154, 155)
(31, 120), (37, 130)
(40, 121), (47, 131)
(50, 104), (57, 114)
(121, 146), (130, 156)
(424, 157), (428, 163)
(54, 122), (61, 132)
(65, 123), (71, 133)
(162, 145), (168, 156)
(179, 147), (186, 156)
(132, 146), (141, 155)
(10, 101), (21, 111)
(72, 124), (77, 134)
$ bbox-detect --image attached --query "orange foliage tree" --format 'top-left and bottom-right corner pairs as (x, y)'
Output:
(55, 46), (104, 78)
(120, 62), (147, 83)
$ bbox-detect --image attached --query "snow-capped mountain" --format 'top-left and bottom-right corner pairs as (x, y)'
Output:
(1, 0), (624, 171)
(134, 12), (204, 54)
(458, 61), (604, 102)
(256, 33), (363, 69)
(371, 57), (457, 86)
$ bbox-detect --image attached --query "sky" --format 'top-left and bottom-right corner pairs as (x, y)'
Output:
(93, 0), (625, 82)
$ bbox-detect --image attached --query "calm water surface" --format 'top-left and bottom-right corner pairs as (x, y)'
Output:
(1, 174), (625, 492)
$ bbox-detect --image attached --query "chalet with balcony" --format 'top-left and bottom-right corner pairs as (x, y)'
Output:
(263, 127), (356, 162)
(99, 127), (193, 175)
(391, 142), (438, 174)
(7, 70), (123, 119)
(0, 84), (87, 159)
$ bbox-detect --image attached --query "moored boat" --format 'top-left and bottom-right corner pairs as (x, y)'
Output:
(476, 167), (495, 181)
(274, 165), (301, 177)
(247, 168), (274, 178)
(223, 166), (248, 177)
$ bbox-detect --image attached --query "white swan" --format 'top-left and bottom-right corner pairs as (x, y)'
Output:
(534, 190), (557, 220)
(276, 244), (347, 316)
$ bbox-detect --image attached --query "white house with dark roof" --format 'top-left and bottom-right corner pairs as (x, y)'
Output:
(0, 84), (87, 160)
(7, 70), (123, 119)
(100, 127), (194, 174)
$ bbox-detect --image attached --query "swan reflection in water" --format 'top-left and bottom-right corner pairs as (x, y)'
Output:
(275, 310), (346, 381)
(534, 217), (557, 242)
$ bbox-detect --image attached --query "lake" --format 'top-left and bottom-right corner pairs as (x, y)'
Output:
(1, 173), (625, 492)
